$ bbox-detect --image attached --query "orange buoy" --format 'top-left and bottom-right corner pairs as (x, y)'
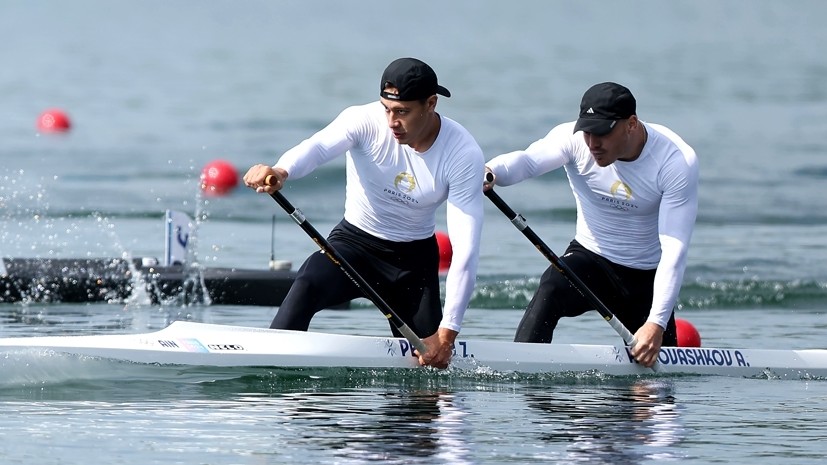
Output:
(676, 318), (702, 347)
(37, 108), (71, 133)
(201, 159), (239, 196)
(435, 230), (452, 272)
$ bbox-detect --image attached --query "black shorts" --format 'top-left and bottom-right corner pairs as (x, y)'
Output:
(270, 219), (443, 338)
(515, 240), (677, 345)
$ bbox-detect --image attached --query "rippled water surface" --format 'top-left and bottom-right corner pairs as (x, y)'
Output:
(2, 1), (827, 463)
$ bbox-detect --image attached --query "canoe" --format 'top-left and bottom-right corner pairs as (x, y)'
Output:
(1, 321), (825, 379)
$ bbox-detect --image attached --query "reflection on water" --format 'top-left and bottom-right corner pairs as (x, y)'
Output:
(524, 380), (684, 463)
(5, 366), (656, 463)
(253, 390), (472, 464)
(2, 362), (824, 465)
(226, 378), (685, 464)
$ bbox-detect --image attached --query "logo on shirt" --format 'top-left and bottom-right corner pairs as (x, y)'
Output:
(600, 180), (638, 211)
(610, 180), (633, 200)
(393, 172), (416, 192)
(383, 171), (419, 205)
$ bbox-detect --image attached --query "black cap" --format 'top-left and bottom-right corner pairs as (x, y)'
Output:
(573, 82), (636, 136)
(379, 58), (451, 101)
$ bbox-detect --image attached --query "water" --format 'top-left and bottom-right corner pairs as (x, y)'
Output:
(2, 0), (827, 463)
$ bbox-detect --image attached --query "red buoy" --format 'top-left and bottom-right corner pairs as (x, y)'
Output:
(435, 230), (452, 272)
(201, 159), (239, 196)
(37, 108), (71, 133)
(676, 318), (702, 347)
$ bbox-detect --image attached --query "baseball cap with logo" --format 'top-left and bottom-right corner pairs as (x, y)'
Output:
(573, 82), (636, 136)
(380, 58), (451, 101)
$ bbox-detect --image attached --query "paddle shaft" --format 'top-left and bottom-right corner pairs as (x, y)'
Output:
(483, 178), (637, 346)
(264, 180), (427, 354)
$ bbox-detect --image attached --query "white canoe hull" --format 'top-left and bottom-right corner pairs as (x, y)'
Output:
(1, 321), (825, 379)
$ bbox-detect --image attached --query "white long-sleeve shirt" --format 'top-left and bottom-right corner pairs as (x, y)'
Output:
(487, 121), (699, 329)
(275, 101), (485, 332)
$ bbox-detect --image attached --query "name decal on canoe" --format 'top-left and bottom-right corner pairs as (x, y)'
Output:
(155, 338), (210, 353)
(397, 340), (475, 359)
(625, 347), (750, 367)
(207, 344), (245, 351)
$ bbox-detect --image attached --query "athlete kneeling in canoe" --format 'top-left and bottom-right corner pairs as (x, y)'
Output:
(485, 82), (699, 368)
(244, 58), (484, 369)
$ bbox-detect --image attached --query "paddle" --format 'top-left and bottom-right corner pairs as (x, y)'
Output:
(263, 176), (427, 355)
(483, 173), (638, 347)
